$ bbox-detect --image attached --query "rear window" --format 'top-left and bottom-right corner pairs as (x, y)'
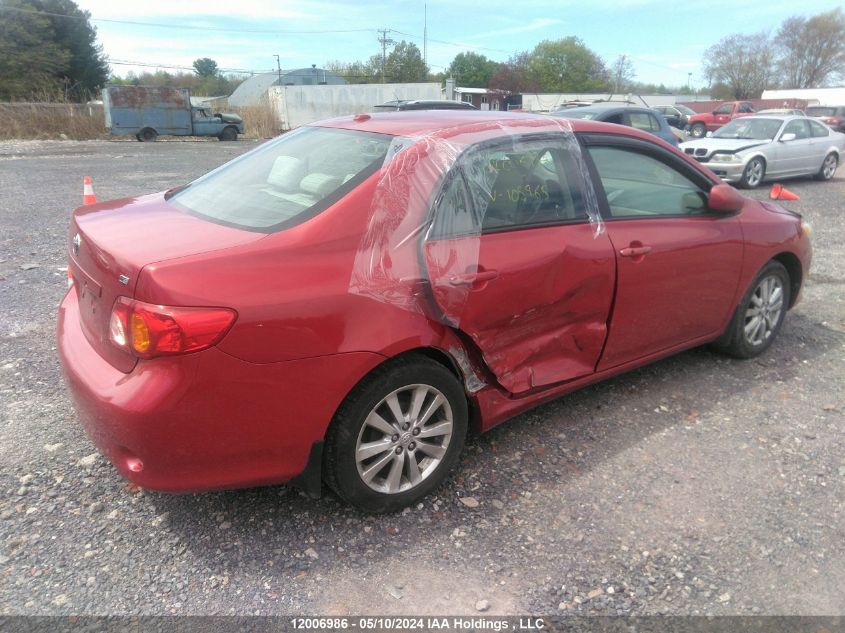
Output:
(807, 107), (835, 117)
(168, 127), (394, 232)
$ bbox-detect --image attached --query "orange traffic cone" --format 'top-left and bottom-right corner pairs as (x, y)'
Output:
(83, 176), (97, 205)
(769, 183), (800, 201)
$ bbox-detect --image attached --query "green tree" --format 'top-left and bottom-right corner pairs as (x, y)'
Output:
(446, 52), (498, 88)
(777, 9), (845, 88)
(192, 57), (219, 78)
(703, 32), (775, 99)
(0, 0), (70, 99)
(385, 41), (428, 83)
(32, 0), (109, 98)
(528, 37), (610, 92)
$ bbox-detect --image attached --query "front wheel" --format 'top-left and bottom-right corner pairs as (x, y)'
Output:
(219, 126), (238, 141)
(324, 356), (468, 512)
(690, 122), (707, 138)
(814, 152), (838, 181)
(138, 127), (158, 142)
(713, 261), (790, 359)
(738, 157), (765, 189)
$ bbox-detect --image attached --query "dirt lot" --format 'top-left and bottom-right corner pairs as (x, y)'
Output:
(0, 139), (843, 616)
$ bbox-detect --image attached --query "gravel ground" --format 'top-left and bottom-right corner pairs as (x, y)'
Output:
(0, 139), (843, 616)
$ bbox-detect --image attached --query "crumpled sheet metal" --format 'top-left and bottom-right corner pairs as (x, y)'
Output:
(348, 117), (607, 393)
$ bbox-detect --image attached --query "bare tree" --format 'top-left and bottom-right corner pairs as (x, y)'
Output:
(611, 55), (636, 93)
(703, 32), (776, 100)
(777, 9), (845, 88)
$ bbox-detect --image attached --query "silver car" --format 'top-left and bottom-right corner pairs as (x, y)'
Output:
(679, 115), (844, 189)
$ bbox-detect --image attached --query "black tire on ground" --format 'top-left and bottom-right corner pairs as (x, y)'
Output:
(738, 157), (765, 189)
(323, 355), (468, 513)
(138, 128), (158, 142)
(690, 122), (707, 138)
(712, 260), (791, 359)
(814, 152), (838, 181)
(219, 126), (238, 141)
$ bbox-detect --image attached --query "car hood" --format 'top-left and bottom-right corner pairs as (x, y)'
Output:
(217, 112), (243, 124)
(680, 137), (769, 159)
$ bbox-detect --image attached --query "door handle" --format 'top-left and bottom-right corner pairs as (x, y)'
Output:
(619, 246), (652, 257)
(448, 270), (499, 286)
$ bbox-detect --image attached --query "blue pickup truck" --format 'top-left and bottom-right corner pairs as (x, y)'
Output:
(103, 85), (245, 142)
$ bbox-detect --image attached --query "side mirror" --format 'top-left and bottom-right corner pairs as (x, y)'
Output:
(779, 133), (796, 142)
(708, 184), (744, 213)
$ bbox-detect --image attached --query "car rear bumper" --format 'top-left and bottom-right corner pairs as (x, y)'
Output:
(57, 289), (384, 492)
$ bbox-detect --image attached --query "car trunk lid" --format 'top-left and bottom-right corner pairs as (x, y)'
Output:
(67, 192), (264, 371)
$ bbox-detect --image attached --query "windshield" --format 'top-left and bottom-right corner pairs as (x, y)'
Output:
(713, 118), (783, 140)
(676, 105), (696, 115)
(169, 127), (394, 232)
(807, 107), (835, 117)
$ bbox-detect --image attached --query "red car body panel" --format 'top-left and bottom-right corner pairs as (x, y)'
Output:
(687, 101), (756, 132)
(56, 111), (812, 493)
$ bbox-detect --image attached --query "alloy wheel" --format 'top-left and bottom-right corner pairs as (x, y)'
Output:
(823, 154), (837, 179)
(355, 384), (453, 494)
(745, 160), (764, 187)
(744, 275), (784, 346)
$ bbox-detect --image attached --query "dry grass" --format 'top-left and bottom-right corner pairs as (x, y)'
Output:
(232, 101), (281, 139)
(0, 102), (105, 140)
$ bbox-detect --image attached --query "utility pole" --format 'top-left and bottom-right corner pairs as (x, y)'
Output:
(423, 5), (427, 69)
(687, 72), (692, 91)
(273, 54), (282, 85)
(377, 28), (394, 84)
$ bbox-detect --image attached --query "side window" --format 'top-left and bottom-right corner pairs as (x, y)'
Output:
(738, 103), (754, 113)
(809, 120), (830, 138)
(713, 105), (732, 115)
(603, 113), (624, 125)
(783, 119), (811, 139)
(588, 146), (709, 218)
(628, 112), (657, 131)
(431, 140), (589, 235)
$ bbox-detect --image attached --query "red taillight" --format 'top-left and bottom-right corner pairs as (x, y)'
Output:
(109, 297), (236, 359)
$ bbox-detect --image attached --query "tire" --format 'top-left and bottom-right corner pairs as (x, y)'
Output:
(324, 356), (468, 513)
(814, 152), (838, 181)
(712, 261), (790, 359)
(219, 126), (238, 141)
(690, 122), (707, 138)
(138, 128), (158, 142)
(738, 157), (765, 189)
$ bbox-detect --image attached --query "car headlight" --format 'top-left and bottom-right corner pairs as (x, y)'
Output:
(711, 153), (740, 163)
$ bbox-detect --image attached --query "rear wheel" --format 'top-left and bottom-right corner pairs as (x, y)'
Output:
(219, 126), (238, 141)
(814, 152), (838, 181)
(738, 157), (765, 189)
(138, 128), (158, 142)
(324, 356), (468, 513)
(690, 122), (707, 138)
(713, 261), (790, 359)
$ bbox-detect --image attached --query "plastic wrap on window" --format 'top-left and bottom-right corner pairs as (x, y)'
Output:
(348, 117), (604, 328)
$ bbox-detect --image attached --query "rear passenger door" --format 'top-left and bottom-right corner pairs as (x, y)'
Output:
(581, 135), (744, 370)
(422, 135), (617, 393)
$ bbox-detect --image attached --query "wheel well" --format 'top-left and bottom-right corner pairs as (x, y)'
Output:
(772, 252), (802, 308)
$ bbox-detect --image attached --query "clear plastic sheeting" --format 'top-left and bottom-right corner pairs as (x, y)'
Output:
(349, 117), (604, 325)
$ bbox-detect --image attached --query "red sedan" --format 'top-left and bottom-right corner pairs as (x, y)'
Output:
(58, 111), (812, 512)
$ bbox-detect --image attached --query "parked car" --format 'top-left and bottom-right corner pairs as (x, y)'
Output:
(806, 105), (845, 133)
(653, 104), (697, 129)
(679, 115), (844, 188)
(59, 111), (812, 512)
(685, 101), (756, 138)
(550, 105), (678, 145)
(756, 108), (805, 116)
(374, 99), (476, 111)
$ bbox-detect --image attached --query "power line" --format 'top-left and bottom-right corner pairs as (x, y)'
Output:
(377, 29), (395, 84)
(0, 5), (376, 34)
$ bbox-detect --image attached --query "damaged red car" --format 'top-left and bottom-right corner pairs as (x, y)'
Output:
(58, 111), (812, 512)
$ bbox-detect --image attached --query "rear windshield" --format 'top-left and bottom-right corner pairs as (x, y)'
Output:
(807, 107), (835, 117)
(168, 126), (394, 232)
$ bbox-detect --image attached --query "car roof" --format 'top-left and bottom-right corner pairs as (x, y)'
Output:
(312, 110), (666, 143)
(553, 104), (655, 115)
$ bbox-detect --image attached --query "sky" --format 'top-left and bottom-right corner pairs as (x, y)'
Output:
(73, 0), (842, 90)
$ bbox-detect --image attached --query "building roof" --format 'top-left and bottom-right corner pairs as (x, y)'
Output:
(228, 68), (347, 107)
